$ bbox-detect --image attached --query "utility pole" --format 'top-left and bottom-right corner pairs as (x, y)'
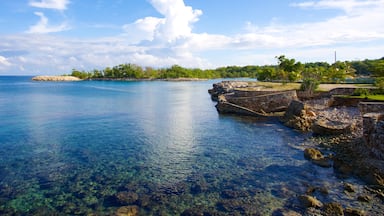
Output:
(334, 51), (337, 63)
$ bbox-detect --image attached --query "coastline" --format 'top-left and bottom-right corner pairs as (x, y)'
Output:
(209, 80), (384, 214)
(31, 76), (208, 82)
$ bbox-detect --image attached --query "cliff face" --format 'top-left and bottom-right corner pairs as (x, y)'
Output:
(32, 76), (82, 81)
(363, 112), (384, 160)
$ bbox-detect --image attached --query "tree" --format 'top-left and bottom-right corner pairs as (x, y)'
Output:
(276, 55), (303, 82)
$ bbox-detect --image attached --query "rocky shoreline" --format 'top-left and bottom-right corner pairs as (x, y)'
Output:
(209, 81), (384, 215)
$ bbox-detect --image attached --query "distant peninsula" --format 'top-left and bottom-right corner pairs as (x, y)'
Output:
(32, 75), (82, 81)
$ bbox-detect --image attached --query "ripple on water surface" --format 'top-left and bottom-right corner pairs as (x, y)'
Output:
(0, 77), (383, 215)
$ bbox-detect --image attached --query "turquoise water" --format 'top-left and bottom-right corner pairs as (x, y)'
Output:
(0, 77), (380, 215)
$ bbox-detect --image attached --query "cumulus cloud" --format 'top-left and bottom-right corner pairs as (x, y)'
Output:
(26, 12), (69, 34)
(29, 0), (70, 10)
(123, 0), (202, 43)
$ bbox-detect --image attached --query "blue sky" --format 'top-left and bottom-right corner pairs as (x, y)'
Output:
(0, 0), (383, 75)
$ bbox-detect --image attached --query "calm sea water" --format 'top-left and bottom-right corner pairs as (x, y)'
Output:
(0, 76), (380, 215)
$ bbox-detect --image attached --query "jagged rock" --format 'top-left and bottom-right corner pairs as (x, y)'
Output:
(281, 100), (316, 131)
(298, 195), (323, 208)
(323, 202), (344, 216)
(312, 118), (353, 136)
(363, 113), (384, 160)
(115, 205), (139, 216)
(208, 81), (249, 100)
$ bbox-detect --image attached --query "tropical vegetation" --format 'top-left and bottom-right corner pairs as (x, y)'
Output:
(70, 56), (384, 86)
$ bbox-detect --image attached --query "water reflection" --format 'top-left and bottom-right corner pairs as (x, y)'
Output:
(139, 83), (199, 184)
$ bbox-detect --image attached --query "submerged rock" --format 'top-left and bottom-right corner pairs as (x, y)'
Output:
(343, 183), (356, 193)
(344, 207), (366, 216)
(298, 195), (323, 208)
(304, 148), (324, 160)
(115, 205), (139, 216)
(116, 191), (139, 205)
(323, 202), (344, 216)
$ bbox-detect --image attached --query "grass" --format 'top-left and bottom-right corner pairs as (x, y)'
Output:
(347, 94), (384, 101)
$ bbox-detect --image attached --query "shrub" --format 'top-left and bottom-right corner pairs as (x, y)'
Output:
(300, 78), (319, 95)
(352, 88), (370, 96)
(374, 77), (384, 94)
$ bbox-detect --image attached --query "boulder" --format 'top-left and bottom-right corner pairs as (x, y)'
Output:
(312, 118), (353, 136)
(281, 100), (316, 131)
(304, 148), (324, 160)
(304, 148), (332, 168)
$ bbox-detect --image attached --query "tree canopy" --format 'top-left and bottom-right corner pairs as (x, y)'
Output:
(70, 56), (384, 83)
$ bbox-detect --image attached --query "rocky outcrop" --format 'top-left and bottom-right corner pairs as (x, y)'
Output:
(215, 95), (265, 117)
(224, 90), (298, 113)
(32, 75), (82, 81)
(312, 118), (353, 136)
(359, 102), (384, 115)
(281, 100), (317, 131)
(208, 81), (249, 101)
(363, 112), (384, 160)
(210, 81), (299, 117)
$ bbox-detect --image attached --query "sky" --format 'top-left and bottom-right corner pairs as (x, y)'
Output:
(0, 0), (384, 75)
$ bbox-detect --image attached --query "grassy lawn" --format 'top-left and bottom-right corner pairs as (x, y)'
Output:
(347, 94), (384, 101)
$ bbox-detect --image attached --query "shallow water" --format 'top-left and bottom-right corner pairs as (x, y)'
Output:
(0, 76), (382, 215)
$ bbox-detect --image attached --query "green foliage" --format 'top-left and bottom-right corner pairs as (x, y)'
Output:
(374, 77), (384, 94)
(68, 56), (384, 81)
(275, 55), (303, 82)
(352, 88), (370, 97)
(300, 78), (319, 95)
(71, 69), (90, 79)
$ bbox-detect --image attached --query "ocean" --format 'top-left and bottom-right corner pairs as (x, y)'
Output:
(0, 76), (380, 215)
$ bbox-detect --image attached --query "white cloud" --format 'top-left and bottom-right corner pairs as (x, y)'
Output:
(243, 0), (384, 48)
(29, 0), (70, 10)
(0, 56), (12, 67)
(149, 0), (202, 42)
(291, 0), (384, 13)
(26, 12), (69, 34)
(2, 0), (384, 75)
(123, 17), (164, 43)
(124, 0), (202, 43)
